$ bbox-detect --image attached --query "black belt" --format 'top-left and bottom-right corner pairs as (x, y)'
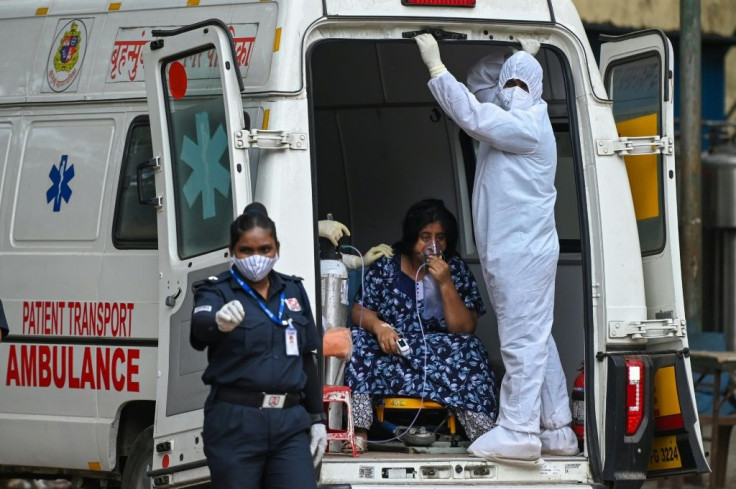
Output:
(216, 386), (301, 409)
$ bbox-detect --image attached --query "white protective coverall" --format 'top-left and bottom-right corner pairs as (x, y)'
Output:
(417, 35), (577, 463)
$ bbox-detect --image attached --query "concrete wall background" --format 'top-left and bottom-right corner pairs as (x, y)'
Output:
(574, 0), (736, 117)
(574, 0), (735, 35)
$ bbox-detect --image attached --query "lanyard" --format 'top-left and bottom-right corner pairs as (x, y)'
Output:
(230, 269), (286, 326)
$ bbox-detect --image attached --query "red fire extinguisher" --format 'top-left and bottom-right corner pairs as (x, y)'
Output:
(572, 362), (585, 451)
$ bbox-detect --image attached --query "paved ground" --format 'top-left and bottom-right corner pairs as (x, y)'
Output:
(0, 482), (70, 489)
(3, 428), (735, 489)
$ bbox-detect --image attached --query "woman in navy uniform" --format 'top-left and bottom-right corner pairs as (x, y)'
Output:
(190, 202), (327, 489)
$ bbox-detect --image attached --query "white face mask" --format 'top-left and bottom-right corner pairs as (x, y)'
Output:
(232, 254), (279, 282)
(499, 86), (534, 111)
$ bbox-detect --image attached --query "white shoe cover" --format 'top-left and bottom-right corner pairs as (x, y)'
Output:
(540, 426), (579, 456)
(468, 425), (543, 467)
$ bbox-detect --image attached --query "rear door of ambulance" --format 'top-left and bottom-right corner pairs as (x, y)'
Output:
(598, 30), (708, 485)
(142, 21), (253, 487)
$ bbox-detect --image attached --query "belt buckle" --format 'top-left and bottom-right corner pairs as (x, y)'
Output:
(261, 393), (286, 409)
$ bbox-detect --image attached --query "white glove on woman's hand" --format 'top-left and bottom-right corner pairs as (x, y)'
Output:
(310, 423), (328, 467)
(415, 33), (446, 77)
(215, 300), (245, 332)
(318, 220), (351, 247)
(364, 244), (394, 266)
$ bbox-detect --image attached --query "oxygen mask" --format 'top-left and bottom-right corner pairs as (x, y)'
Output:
(421, 239), (443, 264)
(420, 238), (444, 319)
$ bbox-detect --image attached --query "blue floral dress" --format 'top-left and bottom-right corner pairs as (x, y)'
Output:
(346, 253), (498, 420)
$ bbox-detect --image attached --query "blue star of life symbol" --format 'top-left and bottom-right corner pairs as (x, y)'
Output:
(180, 112), (230, 219)
(46, 154), (75, 212)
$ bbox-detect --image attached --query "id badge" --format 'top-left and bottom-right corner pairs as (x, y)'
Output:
(285, 321), (299, 356)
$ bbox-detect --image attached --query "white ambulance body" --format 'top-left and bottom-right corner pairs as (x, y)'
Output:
(0, 0), (709, 488)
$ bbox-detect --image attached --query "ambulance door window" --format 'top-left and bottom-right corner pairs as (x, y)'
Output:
(113, 116), (157, 249)
(162, 50), (234, 259)
(605, 54), (665, 254)
(553, 125), (581, 252)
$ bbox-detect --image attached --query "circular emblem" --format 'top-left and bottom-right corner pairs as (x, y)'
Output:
(47, 19), (88, 92)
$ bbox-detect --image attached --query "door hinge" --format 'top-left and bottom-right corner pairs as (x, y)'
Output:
(608, 318), (686, 340)
(234, 129), (308, 150)
(596, 136), (674, 156)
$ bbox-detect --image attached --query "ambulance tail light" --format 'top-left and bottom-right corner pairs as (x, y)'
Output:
(626, 358), (645, 436)
(401, 0), (476, 6)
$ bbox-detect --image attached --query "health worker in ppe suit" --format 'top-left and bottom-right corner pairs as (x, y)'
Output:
(414, 34), (578, 465)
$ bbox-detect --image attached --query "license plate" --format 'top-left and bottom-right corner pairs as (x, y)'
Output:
(648, 435), (682, 471)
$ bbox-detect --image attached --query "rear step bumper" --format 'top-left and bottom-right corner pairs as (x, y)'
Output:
(320, 454), (593, 486)
(320, 486), (597, 489)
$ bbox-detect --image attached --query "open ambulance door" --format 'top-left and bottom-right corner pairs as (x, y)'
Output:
(599, 30), (709, 484)
(143, 21), (251, 486)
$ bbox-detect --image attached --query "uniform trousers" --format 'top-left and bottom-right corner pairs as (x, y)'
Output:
(203, 401), (316, 489)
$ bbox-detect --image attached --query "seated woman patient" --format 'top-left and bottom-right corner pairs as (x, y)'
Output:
(345, 198), (498, 450)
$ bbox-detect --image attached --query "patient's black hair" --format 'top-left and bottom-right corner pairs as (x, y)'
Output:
(395, 199), (458, 258)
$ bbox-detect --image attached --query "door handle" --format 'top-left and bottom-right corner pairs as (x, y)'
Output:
(165, 287), (182, 307)
(136, 157), (162, 207)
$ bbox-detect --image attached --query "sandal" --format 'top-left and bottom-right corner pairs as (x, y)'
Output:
(344, 435), (367, 455)
(355, 435), (367, 453)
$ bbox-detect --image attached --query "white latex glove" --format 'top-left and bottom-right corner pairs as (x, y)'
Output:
(519, 38), (541, 56)
(415, 33), (446, 77)
(364, 244), (394, 266)
(318, 220), (351, 247)
(215, 300), (245, 332)
(341, 244), (394, 269)
(310, 423), (327, 467)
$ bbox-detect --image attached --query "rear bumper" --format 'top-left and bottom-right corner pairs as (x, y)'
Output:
(320, 453), (593, 486)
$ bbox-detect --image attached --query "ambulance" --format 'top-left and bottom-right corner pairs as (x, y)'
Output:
(0, 0), (710, 488)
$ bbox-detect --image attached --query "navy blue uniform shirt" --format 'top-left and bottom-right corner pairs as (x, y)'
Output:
(190, 269), (321, 412)
(0, 300), (8, 339)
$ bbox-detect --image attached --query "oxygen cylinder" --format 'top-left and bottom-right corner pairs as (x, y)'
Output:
(319, 215), (350, 453)
(571, 362), (585, 451)
(319, 214), (350, 386)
